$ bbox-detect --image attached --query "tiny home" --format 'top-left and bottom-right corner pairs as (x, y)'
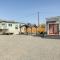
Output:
(46, 16), (60, 35)
(0, 20), (20, 34)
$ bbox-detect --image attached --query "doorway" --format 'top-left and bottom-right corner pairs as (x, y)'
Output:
(49, 24), (59, 35)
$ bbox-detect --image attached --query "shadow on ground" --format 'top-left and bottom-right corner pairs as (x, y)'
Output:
(33, 35), (60, 39)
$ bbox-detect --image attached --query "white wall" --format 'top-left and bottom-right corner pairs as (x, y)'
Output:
(0, 22), (7, 29)
(6, 23), (20, 34)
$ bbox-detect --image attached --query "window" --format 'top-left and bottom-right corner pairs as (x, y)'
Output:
(2, 24), (5, 25)
(15, 25), (18, 29)
(8, 24), (12, 27)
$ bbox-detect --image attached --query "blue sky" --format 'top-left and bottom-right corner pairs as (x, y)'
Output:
(0, 0), (60, 24)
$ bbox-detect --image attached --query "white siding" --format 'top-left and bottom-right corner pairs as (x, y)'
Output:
(0, 22), (7, 29)
(6, 23), (20, 34)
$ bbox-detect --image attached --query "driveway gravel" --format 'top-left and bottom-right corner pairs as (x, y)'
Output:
(0, 35), (60, 60)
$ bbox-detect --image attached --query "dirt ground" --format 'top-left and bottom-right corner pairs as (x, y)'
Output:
(0, 35), (60, 60)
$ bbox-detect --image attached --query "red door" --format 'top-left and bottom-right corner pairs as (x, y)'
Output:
(49, 24), (59, 35)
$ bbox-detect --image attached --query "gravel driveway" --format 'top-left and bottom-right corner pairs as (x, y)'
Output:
(0, 35), (60, 60)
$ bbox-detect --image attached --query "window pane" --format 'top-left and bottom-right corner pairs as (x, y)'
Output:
(2, 24), (5, 25)
(15, 25), (18, 29)
(8, 24), (12, 27)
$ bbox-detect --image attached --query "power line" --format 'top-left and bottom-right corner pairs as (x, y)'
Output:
(20, 12), (40, 25)
(20, 12), (36, 22)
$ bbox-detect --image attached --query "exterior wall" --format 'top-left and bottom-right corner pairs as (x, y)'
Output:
(59, 23), (60, 35)
(27, 27), (31, 33)
(21, 26), (45, 34)
(46, 17), (60, 35)
(32, 27), (37, 33)
(0, 22), (8, 29)
(0, 22), (8, 34)
(0, 22), (20, 34)
(27, 27), (36, 33)
(20, 27), (37, 34)
(6, 23), (20, 34)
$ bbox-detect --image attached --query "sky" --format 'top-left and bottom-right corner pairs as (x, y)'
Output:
(0, 0), (60, 24)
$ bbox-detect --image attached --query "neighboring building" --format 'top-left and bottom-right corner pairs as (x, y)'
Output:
(46, 16), (60, 35)
(20, 24), (37, 34)
(0, 20), (20, 34)
(20, 24), (45, 34)
(20, 24), (26, 34)
(27, 26), (37, 34)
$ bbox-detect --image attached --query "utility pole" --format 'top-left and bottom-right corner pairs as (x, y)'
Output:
(38, 12), (39, 26)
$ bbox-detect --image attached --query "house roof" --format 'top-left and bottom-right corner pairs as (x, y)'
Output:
(46, 16), (60, 22)
(0, 19), (20, 23)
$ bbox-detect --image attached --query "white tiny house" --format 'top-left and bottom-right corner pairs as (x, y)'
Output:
(0, 20), (20, 34)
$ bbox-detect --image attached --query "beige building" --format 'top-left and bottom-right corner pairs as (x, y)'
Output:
(20, 23), (27, 34)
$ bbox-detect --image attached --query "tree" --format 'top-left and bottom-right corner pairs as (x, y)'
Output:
(40, 24), (45, 28)
(27, 23), (32, 35)
(27, 23), (31, 27)
(25, 24), (29, 35)
(33, 24), (37, 35)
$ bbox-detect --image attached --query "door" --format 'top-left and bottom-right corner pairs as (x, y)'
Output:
(49, 24), (59, 35)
